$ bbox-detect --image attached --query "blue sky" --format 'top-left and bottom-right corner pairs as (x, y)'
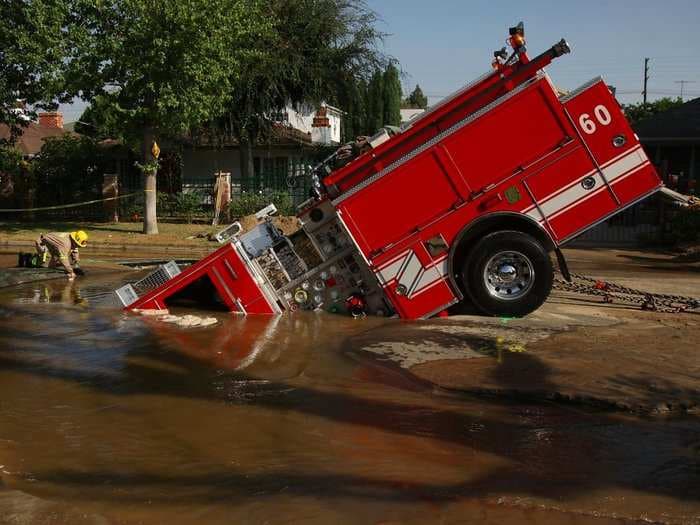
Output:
(60, 0), (700, 122)
(366, 0), (700, 105)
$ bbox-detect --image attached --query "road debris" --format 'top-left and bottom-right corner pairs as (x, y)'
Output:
(133, 309), (218, 328)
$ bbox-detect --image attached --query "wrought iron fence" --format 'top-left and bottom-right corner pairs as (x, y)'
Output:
(0, 166), (314, 223)
(237, 166), (313, 206)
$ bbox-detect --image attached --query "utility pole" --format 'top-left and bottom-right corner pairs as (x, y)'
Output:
(674, 80), (696, 100)
(642, 57), (649, 104)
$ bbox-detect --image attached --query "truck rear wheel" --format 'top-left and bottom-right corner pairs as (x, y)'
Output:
(461, 230), (553, 317)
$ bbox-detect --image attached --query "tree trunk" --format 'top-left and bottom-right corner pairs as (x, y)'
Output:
(142, 127), (159, 235)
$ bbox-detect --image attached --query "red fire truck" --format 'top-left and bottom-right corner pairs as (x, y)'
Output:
(117, 24), (662, 320)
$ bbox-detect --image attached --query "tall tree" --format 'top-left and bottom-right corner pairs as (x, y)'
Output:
(74, 96), (130, 144)
(356, 79), (371, 136)
(404, 84), (428, 109)
(367, 70), (385, 132)
(32, 134), (107, 206)
(68, 0), (264, 234)
(351, 78), (369, 138)
(382, 64), (402, 127)
(0, 0), (74, 143)
(339, 80), (357, 142)
(338, 77), (370, 141)
(215, 0), (385, 180)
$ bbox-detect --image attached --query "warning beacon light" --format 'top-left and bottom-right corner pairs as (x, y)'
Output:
(508, 22), (526, 52)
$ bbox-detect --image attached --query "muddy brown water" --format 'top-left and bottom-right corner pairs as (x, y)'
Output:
(0, 268), (698, 523)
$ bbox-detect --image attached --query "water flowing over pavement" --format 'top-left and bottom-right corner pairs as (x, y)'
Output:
(0, 258), (698, 524)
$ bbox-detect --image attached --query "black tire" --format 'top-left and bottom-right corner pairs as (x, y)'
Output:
(460, 230), (553, 317)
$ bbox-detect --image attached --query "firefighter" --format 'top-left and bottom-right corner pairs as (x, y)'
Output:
(35, 231), (88, 280)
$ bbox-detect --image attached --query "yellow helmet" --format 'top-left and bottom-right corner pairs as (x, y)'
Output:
(70, 230), (88, 248)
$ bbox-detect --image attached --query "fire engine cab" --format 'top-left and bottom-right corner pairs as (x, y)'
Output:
(117, 23), (663, 320)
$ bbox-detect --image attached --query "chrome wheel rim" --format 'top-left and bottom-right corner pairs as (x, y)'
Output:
(483, 250), (534, 301)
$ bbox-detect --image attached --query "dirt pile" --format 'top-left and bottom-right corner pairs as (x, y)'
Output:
(236, 214), (300, 236)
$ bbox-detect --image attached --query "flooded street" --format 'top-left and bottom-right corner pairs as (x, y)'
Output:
(0, 271), (698, 524)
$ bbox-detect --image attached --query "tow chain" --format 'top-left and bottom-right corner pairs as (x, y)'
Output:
(553, 272), (700, 314)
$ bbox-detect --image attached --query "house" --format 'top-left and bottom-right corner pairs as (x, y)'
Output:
(181, 122), (317, 205)
(0, 111), (72, 157)
(180, 102), (343, 204)
(271, 102), (343, 146)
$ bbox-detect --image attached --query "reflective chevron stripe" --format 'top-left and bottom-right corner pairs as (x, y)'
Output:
(409, 256), (449, 299)
(375, 250), (411, 286)
(375, 250), (450, 300)
(396, 251), (424, 295)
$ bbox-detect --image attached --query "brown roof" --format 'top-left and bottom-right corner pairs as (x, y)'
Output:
(270, 123), (314, 145)
(185, 122), (313, 148)
(0, 121), (74, 156)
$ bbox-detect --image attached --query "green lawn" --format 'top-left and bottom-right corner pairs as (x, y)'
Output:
(0, 221), (220, 247)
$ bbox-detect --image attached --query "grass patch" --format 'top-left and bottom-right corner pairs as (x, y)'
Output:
(0, 221), (220, 247)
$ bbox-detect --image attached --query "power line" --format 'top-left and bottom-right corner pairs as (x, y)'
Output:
(674, 80), (697, 99)
(616, 90), (700, 96)
(648, 54), (700, 59)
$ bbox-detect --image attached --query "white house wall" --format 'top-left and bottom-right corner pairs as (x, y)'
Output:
(280, 103), (342, 145)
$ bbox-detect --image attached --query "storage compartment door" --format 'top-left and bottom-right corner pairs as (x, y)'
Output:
(337, 149), (462, 256)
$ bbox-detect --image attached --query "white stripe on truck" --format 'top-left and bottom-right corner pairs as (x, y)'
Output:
(526, 146), (649, 222)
